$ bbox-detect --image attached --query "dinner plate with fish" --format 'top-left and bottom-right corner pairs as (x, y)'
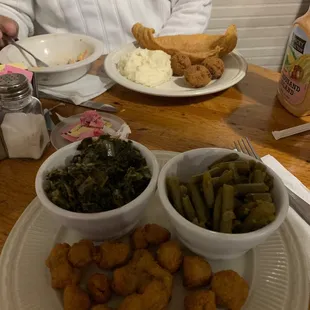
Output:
(104, 24), (247, 97)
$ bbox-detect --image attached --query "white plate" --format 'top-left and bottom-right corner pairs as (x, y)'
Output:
(104, 43), (247, 97)
(0, 151), (308, 310)
(50, 112), (128, 150)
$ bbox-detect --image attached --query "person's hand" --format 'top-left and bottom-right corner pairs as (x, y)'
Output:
(0, 15), (19, 48)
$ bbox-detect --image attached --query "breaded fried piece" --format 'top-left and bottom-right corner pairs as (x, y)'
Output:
(201, 57), (225, 79)
(91, 305), (114, 310)
(132, 224), (171, 249)
(142, 280), (170, 310)
(50, 262), (81, 289)
(112, 250), (173, 297)
(63, 285), (91, 310)
(184, 290), (216, 310)
(46, 243), (70, 269)
(183, 256), (212, 288)
(211, 270), (249, 310)
(184, 65), (211, 88)
(87, 273), (112, 304)
(94, 241), (130, 269)
(68, 240), (94, 268)
(118, 294), (143, 310)
(157, 240), (183, 273)
(171, 53), (192, 76)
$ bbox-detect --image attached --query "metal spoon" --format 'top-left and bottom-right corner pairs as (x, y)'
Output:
(3, 34), (49, 68)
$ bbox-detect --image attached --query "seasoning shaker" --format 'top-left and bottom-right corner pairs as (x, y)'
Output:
(0, 73), (49, 159)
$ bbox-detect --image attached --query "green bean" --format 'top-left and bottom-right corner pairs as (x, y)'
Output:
(249, 160), (256, 171)
(265, 173), (274, 190)
(212, 170), (233, 189)
(252, 170), (266, 183)
(190, 174), (203, 184)
(212, 161), (250, 175)
(240, 201), (276, 233)
(213, 187), (223, 231)
(182, 195), (196, 221)
(187, 182), (209, 225)
(220, 184), (235, 233)
(245, 193), (272, 202)
(229, 162), (241, 183)
(208, 166), (226, 177)
(166, 177), (184, 216)
(235, 202), (257, 220)
(234, 183), (269, 195)
(180, 185), (188, 196)
(202, 171), (214, 208)
(254, 162), (267, 172)
(192, 218), (206, 228)
(210, 153), (239, 168)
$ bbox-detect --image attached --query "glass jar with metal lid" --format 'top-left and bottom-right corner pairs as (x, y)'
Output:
(0, 73), (49, 159)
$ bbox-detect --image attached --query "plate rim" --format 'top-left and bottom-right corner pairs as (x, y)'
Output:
(104, 43), (248, 97)
(0, 150), (308, 310)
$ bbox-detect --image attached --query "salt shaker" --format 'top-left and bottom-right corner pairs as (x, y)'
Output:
(0, 73), (49, 159)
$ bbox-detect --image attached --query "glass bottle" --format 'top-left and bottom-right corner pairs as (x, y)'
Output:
(0, 73), (49, 159)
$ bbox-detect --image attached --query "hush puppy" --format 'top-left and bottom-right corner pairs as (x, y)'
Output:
(68, 239), (94, 268)
(184, 65), (211, 88)
(202, 57), (225, 79)
(211, 270), (249, 310)
(94, 241), (130, 269)
(63, 285), (91, 310)
(91, 305), (114, 310)
(46, 243), (70, 269)
(87, 273), (112, 304)
(183, 256), (212, 288)
(50, 262), (81, 289)
(171, 53), (192, 76)
(132, 224), (171, 249)
(184, 290), (217, 310)
(156, 240), (183, 273)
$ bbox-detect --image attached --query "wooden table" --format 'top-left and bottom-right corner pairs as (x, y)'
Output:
(0, 63), (309, 255)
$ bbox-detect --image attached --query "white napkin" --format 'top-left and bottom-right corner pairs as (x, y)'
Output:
(262, 155), (310, 280)
(39, 71), (115, 105)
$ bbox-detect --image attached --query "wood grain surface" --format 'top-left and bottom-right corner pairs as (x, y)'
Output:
(0, 63), (309, 258)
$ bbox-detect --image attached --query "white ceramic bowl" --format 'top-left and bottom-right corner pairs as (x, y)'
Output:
(157, 148), (289, 260)
(6, 33), (103, 86)
(35, 140), (159, 240)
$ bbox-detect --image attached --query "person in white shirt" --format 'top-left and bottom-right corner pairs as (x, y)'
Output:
(0, 0), (212, 54)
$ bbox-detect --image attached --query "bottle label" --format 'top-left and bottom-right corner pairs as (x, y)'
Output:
(279, 25), (310, 105)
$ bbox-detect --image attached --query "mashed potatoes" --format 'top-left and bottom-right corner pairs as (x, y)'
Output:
(117, 48), (172, 87)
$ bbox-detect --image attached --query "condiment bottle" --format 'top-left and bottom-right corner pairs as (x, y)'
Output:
(0, 73), (49, 159)
(277, 6), (310, 117)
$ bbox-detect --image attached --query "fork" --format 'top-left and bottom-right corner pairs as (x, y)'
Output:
(234, 137), (310, 226)
(3, 34), (49, 68)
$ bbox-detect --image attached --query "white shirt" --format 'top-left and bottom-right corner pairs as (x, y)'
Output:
(0, 0), (212, 54)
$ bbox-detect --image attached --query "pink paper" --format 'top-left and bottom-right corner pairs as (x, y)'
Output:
(0, 65), (33, 82)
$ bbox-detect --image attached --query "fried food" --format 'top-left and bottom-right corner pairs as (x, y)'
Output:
(211, 270), (249, 310)
(46, 243), (81, 289)
(132, 224), (171, 249)
(68, 239), (94, 268)
(94, 241), (130, 269)
(184, 65), (211, 88)
(202, 57), (225, 79)
(132, 23), (237, 64)
(112, 249), (173, 297)
(171, 53), (192, 76)
(156, 240), (183, 273)
(118, 280), (170, 310)
(87, 273), (112, 304)
(50, 262), (81, 289)
(183, 256), (212, 288)
(91, 305), (114, 310)
(184, 290), (216, 310)
(46, 243), (70, 269)
(63, 285), (91, 310)
(118, 294), (143, 310)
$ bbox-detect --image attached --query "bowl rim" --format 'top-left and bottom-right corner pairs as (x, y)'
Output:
(9, 33), (104, 73)
(157, 147), (289, 242)
(35, 139), (159, 220)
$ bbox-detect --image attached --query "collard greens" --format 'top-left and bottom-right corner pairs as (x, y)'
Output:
(44, 136), (151, 213)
